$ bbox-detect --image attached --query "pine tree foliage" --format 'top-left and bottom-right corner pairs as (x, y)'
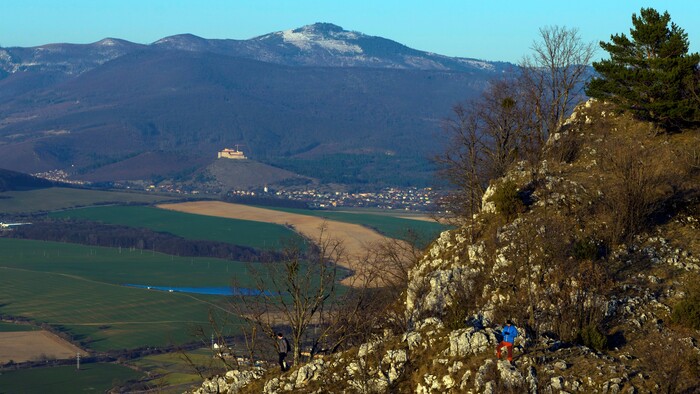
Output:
(586, 8), (700, 129)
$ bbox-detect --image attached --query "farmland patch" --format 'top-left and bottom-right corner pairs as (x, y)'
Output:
(0, 330), (83, 363)
(49, 205), (299, 249)
(0, 187), (172, 213)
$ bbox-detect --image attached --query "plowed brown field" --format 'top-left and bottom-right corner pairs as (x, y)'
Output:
(0, 331), (83, 363)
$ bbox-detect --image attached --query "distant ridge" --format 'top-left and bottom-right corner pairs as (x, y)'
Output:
(0, 23), (512, 187)
(0, 22), (510, 77)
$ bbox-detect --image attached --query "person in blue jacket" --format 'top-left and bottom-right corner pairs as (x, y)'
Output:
(496, 319), (518, 363)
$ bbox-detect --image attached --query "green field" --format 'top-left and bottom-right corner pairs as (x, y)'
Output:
(0, 322), (38, 332)
(0, 187), (174, 214)
(1, 200), (446, 355)
(0, 238), (255, 287)
(265, 207), (449, 247)
(0, 239), (252, 351)
(127, 349), (228, 390)
(49, 205), (300, 250)
(0, 363), (142, 394)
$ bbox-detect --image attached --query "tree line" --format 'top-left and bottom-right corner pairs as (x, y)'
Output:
(4, 219), (280, 262)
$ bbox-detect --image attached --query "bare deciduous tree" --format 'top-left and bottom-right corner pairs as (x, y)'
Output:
(436, 25), (595, 222)
(229, 223), (343, 367)
(435, 78), (529, 222)
(435, 102), (487, 223)
(520, 25), (596, 147)
(479, 79), (532, 178)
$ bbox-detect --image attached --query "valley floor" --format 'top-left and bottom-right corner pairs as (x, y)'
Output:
(157, 201), (398, 286)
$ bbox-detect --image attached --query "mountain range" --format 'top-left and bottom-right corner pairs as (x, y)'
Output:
(0, 23), (513, 188)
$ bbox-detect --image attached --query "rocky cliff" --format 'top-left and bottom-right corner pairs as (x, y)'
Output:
(191, 100), (700, 393)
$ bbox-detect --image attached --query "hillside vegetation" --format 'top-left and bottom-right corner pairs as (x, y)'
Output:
(187, 10), (700, 393)
(191, 100), (700, 393)
(0, 168), (55, 192)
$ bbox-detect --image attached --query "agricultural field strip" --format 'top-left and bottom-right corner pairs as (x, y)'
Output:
(48, 204), (299, 250)
(0, 237), (254, 287)
(0, 266), (215, 326)
(157, 201), (400, 286)
(0, 363), (143, 393)
(394, 215), (437, 222)
(0, 265), (124, 287)
(0, 187), (173, 213)
(262, 206), (449, 245)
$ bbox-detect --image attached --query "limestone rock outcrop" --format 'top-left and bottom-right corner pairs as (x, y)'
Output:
(190, 100), (700, 393)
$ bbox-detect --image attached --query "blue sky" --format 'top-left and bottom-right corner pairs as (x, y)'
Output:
(1, 1), (699, 63)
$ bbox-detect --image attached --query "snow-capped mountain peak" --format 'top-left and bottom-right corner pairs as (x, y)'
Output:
(0, 23), (509, 77)
(277, 23), (363, 53)
(96, 38), (121, 47)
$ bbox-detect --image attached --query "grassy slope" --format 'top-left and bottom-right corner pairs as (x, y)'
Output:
(0, 363), (142, 394)
(49, 205), (300, 250)
(127, 349), (228, 389)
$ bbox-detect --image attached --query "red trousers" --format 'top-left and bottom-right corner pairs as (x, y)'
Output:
(496, 341), (514, 361)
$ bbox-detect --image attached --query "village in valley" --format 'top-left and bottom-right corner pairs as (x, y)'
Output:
(32, 146), (441, 212)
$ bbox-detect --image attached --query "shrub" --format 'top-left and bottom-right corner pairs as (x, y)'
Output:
(599, 136), (675, 244)
(671, 279), (700, 330)
(443, 278), (480, 330)
(548, 131), (581, 164)
(578, 324), (607, 351)
(489, 180), (524, 220)
(571, 238), (599, 261)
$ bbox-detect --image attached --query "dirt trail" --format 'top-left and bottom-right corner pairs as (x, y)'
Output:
(157, 201), (394, 286)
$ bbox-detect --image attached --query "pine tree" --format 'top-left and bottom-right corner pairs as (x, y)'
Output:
(586, 8), (700, 129)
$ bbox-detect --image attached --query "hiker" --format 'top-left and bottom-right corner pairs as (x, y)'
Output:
(496, 319), (518, 363)
(276, 332), (291, 371)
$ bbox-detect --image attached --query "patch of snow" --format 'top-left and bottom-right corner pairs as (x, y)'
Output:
(98, 39), (118, 46)
(44, 129), (71, 136)
(35, 45), (64, 53)
(455, 58), (495, 71)
(154, 37), (187, 46)
(151, 36), (202, 51)
(281, 29), (363, 54)
(334, 31), (359, 40)
(403, 56), (448, 70)
(0, 50), (12, 63)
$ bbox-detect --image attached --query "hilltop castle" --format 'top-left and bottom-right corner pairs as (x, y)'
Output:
(217, 147), (246, 160)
